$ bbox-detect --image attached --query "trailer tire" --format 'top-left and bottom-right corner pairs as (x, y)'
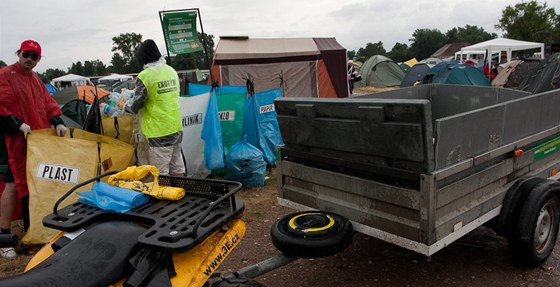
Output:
(508, 192), (560, 267)
(270, 211), (353, 258)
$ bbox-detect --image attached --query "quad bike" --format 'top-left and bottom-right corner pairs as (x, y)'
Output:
(0, 172), (353, 287)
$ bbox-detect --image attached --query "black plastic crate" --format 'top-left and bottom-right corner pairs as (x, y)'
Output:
(42, 173), (244, 251)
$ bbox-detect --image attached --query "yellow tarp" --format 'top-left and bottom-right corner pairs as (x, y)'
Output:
(108, 165), (185, 201)
(403, 58), (418, 68)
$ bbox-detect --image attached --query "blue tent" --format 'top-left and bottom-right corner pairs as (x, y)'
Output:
(45, 83), (57, 94)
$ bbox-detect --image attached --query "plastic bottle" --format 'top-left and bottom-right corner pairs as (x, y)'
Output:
(121, 89), (135, 103)
(108, 92), (121, 107)
(100, 102), (121, 117)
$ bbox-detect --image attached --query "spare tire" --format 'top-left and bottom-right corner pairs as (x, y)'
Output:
(270, 211), (353, 258)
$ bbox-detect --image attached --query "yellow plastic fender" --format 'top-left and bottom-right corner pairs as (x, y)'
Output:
(173, 219), (246, 286)
(24, 232), (63, 271)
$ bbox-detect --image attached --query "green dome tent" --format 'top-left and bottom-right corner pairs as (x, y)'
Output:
(359, 55), (405, 87)
(432, 64), (491, 86)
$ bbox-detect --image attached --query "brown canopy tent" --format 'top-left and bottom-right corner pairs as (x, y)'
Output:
(209, 37), (348, 98)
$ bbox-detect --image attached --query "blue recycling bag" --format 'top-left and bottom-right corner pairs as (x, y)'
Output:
(188, 83), (247, 97)
(218, 85), (247, 95)
(188, 83), (212, 96)
(226, 137), (266, 187)
(78, 182), (150, 213)
(201, 90), (225, 170)
(241, 88), (284, 166)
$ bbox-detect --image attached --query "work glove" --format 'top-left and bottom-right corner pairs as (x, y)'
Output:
(56, 124), (67, 137)
(19, 123), (31, 137)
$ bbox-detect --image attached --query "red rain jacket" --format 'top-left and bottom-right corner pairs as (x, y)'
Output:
(0, 62), (62, 200)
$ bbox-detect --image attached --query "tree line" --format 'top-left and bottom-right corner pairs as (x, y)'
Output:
(0, 32), (215, 84)
(35, 32), (215, 83)
(0, 1), (558, 82)
(349, 0), (559, 62)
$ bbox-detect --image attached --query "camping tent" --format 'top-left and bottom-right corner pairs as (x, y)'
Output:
(98, 73), (133, 82)
(45, 83), (57, 94)
(423, 60), (460, 84)
(98, 73), (133, 89)
(419, 57), (443, 67)
(401, 63), (431, 87)
(53, 86), (111, 106)
(492, 60), (524, 87)
(460, 38), (545, 74)
(399, 58), (418, 72)
(210, 37), (348, 98)
(403, 58), (418, 68)
(519, 53), (560, 94)
(359, 55), (405, 87)
(51, 73), (93, 89)
(432, 64), (491, 86)
(502, 59), (542, 89)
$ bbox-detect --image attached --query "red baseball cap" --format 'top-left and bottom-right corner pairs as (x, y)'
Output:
(20, 40), (42, 56)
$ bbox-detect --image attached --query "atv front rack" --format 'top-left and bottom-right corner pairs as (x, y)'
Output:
(42, 171), (244, 251)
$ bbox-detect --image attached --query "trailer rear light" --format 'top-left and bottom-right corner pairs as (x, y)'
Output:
(514, 149), (524, 157)
(552, 168), (558, 176)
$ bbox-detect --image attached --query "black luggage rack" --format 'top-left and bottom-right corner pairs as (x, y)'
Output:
(42, 171), (244, 251)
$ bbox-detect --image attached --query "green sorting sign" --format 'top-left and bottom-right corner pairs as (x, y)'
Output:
(534, 136), (560, 161)
(162, 11), (203, 55)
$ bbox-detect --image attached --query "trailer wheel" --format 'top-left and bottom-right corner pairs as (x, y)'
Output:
(270, 211), (353, 258)
(508, 193), (560, 267)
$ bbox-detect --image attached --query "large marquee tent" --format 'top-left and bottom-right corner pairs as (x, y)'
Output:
(459, 38), (544, 69)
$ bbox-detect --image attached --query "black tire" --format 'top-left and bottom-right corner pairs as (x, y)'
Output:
(270, 211), (353, 258)
(508, 193), (560, 267)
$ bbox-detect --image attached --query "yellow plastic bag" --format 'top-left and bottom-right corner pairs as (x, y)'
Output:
(108, 165), (185, 201)
(24, 128), (134, 244)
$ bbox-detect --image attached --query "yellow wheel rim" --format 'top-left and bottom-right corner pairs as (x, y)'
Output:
(288, 213), (335, 233)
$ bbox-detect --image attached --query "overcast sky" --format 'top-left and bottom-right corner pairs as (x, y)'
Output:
(1, 0), (558, 73)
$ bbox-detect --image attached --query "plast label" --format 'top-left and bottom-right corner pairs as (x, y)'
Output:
(36, 163), (80, 184)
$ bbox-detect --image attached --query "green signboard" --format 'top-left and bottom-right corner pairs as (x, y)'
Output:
(162, 11), (203, 55)
(534, 136), (560, 161)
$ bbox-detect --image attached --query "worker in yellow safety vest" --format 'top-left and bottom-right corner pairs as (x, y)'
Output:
(125, 39), (185, 176)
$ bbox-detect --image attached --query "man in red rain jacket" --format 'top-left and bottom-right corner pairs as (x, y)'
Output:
(0, 40), (66, 259)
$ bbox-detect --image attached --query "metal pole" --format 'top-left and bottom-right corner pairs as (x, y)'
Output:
(158, 10), (173, 66)
(195, 8), (216, 85)
(224, 254), (298, 280)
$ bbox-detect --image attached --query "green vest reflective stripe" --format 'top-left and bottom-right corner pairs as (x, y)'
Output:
(137, 65), (182, 138)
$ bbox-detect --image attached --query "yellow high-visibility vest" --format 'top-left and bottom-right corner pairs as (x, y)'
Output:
(137, 65), (182, 138)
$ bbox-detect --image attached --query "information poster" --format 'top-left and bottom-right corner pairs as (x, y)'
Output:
(162, 11), (203, 55)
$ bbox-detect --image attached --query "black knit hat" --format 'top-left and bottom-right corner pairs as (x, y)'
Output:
(137, 39), (162, 66)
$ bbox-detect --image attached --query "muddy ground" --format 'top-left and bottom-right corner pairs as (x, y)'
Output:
(1, 167), (560, 286)
(214, 168), (560, 287)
